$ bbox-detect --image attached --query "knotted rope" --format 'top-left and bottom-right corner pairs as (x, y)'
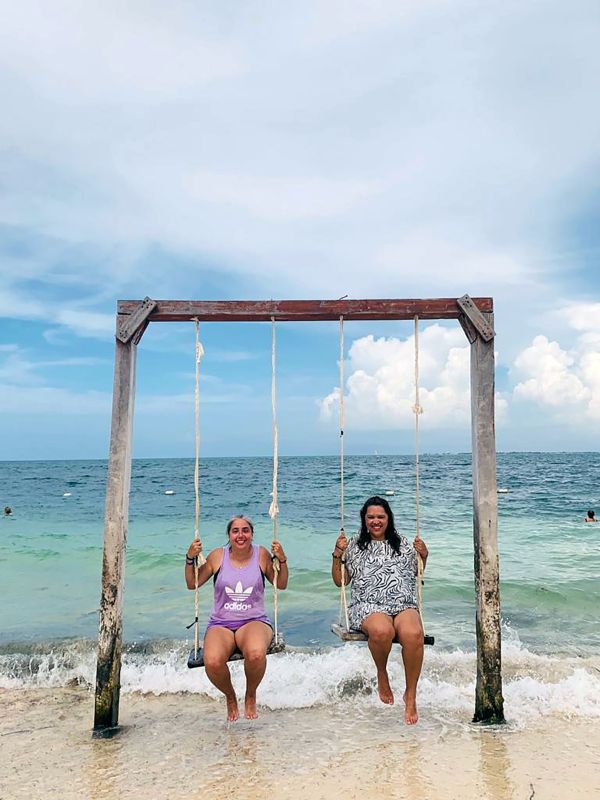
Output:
(268, 317), (281, 643)
(412, 316), (424, 619)
(192, 319), (206, 658)
(337, 316), (350, 629)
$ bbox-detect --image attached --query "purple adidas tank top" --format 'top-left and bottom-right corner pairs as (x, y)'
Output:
(206, 544), (272, 632)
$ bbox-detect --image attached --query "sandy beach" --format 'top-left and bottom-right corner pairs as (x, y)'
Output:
(1, 685), (599, 800)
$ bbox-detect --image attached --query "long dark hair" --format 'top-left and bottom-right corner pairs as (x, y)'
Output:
(357, 496), (401, 554)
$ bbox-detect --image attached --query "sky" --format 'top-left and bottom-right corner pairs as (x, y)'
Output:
(1, 0), (599, 460)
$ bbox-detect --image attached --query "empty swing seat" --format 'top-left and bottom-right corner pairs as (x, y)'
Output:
(331, 623), (434, 646)
(187, 634), (286, 669)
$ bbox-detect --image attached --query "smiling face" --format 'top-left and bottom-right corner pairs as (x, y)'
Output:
(365, 505), (389, 540)
(228, 517), (253, 552)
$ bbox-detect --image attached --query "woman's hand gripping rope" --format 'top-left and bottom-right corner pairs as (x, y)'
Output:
(187, 540), (203, 561)
(271, 541), (287, 564)
(413, 537), (428, 566)
(332, 529), (350, 622)
(334, 531), (348, 556)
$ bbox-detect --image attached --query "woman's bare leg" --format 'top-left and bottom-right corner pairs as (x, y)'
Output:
(202, 627), (239, 721)
(393, 609), (424, 725)
(361, 613), (396, 704)
(234, 621), (273, 719)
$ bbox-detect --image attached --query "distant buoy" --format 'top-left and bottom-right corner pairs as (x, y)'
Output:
(164, 490), (175, 496)
(497, 488), (509, 494)
(384, 490), (395, 496)
(63, 492), (72, 497)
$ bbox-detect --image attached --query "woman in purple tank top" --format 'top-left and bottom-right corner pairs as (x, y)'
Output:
(185, 515), (288, 721)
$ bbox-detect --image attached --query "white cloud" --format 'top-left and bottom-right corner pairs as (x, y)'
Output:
(0, 353), (44, 386)
(560, 303), (600, 333)
(0, 384), (111, 415)
(137, 389), (241, 412)
(187, 172), (382, 221)
(0, 0), (598, 304)
(0, 384), (235, 417)
(204, 348), (259, 363)
(375, 236), (533, 290)
(320, 324), (473, 430)
(54, 309), (115, 339)
(0, 289), (46, 321)
(0, 3), (245, 104)
(0, 342), (244, 421)
(513, 336), (590, 407)
(512, 305), (600, 420)
(40, 357), (109, 368)
(0, 287), (116, 340)
(0, 1), (599, 456)
(0, 346), (109, 386)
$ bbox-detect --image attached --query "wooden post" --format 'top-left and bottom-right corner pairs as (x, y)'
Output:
(94, 336), (137, 730)
(469, 313), (504, 723)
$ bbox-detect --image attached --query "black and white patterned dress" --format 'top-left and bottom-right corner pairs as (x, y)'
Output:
(345, 534), (418, 630)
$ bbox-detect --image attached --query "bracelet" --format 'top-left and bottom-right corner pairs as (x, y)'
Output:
(278, 558), (287, 564)
(185, 555), (198, 566)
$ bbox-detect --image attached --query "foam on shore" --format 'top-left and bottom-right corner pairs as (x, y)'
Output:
(1, 637), (599, 726)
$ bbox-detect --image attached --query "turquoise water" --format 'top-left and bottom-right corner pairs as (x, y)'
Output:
(1, 453), (598, 658)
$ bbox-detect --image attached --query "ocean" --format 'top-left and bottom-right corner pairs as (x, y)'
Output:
(1, 453), (599, 727)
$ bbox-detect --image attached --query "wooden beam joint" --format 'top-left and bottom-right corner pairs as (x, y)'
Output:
(458, 313), (478, 344)
(457, 294), (495, 342)
(116, 297), (157, 343)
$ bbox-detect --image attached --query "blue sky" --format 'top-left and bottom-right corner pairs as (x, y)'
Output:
(1, 1), (599, 460)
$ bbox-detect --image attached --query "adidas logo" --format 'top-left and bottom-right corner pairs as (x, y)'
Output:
(225, 581), (254, 602)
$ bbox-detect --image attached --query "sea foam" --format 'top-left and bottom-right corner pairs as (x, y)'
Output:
(1, 639), (599, 725)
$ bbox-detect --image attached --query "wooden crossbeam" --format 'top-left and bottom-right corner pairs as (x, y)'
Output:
(117, 297), (493, 323)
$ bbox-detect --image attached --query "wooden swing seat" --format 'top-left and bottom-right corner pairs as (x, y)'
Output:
(187, 634), (286, 669)
(331, 623), (434, 646)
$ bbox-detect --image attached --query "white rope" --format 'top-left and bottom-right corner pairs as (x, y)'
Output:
(268, 317), (280, 643)
(338, 316), (350, 629)
(192, 319), (206, 658)
(340, 316), (345, 536)
(412, 316), (424, 619)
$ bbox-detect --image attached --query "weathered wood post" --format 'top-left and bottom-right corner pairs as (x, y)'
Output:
(94, 299), (155, 731)
(93, 337), (136, 730)
(459, 296), (504, 723)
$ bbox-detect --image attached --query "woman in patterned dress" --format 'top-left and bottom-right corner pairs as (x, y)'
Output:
(332, 496), (428, 724)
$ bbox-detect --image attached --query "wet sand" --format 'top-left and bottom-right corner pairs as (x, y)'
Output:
(1, 687), (599, 800)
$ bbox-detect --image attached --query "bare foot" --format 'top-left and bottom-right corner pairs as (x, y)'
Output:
(244, 693), (259, 720)
(377, 670), (394, 705)
(225, 693), (239, 722)
(403, 691), (419, 725)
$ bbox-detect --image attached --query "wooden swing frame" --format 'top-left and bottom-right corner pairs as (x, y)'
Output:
(93, 295), (504, 732)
